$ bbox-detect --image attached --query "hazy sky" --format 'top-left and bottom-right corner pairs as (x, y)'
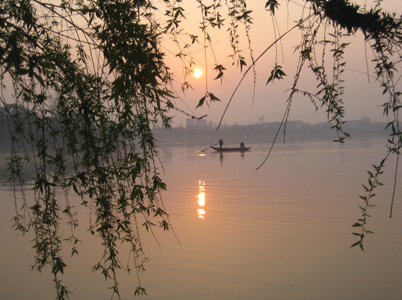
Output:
(163, 0), (402, 127)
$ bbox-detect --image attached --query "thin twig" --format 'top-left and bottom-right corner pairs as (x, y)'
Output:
(216, 13), (315, 130)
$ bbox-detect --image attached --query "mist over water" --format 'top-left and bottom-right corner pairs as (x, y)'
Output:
(1, 137), (402, 299)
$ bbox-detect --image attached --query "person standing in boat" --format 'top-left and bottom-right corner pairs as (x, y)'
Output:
(219, 139), (223, 150)
(240, 141), (245, 152)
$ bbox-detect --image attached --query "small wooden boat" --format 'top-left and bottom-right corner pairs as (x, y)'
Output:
(211, 146), (251, 152)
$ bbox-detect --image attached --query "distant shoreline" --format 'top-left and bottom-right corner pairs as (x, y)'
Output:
(153, 118), (394, 146)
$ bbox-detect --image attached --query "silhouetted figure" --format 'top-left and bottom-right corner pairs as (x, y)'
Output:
(219, 139), (223, 149)
(240, 141), (245, 152)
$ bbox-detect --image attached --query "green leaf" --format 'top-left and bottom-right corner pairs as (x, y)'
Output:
(196, 96), (206, 108)
(350, 241), (361, 248)
(239, 59), (247, 71)
(267, 65), (286, 84)
(213, 64), (226, 80)
(265, 0), (279, 14)
(208, 93), (221, 102)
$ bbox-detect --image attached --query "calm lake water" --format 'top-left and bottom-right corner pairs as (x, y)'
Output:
(1, 137), (402, 299)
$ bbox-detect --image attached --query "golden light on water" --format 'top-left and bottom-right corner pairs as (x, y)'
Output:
(197, 180), (206, 219)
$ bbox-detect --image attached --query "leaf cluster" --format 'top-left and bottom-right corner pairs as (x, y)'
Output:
(1, 0), (176, 298)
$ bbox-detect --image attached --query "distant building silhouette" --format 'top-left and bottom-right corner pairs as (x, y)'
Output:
(186, 118), (210, 128)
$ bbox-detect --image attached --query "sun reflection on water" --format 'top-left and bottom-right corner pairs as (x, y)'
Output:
(197, 180), (206, 219)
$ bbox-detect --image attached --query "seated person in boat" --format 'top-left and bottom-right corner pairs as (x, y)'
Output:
(219, 139), (223, 149)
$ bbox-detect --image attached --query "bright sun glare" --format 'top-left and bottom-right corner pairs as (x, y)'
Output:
(193, 68), (202, 78)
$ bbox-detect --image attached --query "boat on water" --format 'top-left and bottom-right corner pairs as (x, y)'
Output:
(211, 146), (251, 152)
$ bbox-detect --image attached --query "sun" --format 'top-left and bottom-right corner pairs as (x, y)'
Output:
(193, 68), (202, 78)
